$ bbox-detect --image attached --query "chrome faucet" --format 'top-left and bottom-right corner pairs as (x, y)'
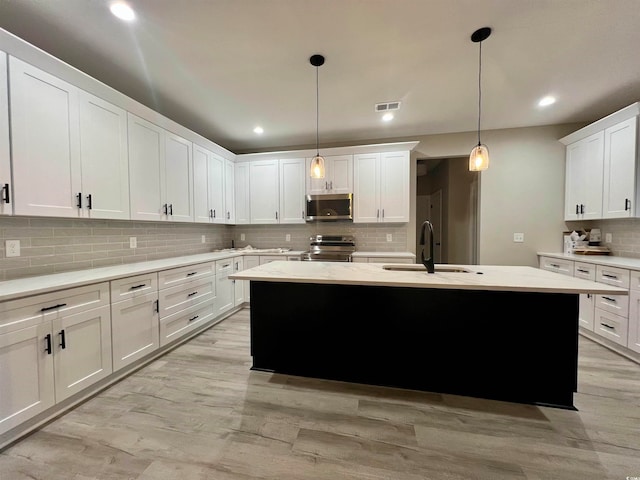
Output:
(419, 220), (435, 273)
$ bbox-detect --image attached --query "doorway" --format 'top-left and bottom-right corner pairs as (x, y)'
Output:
(415, 157), (479, 264)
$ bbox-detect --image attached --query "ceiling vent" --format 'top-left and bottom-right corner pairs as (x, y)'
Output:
(375, 101), (401, 112)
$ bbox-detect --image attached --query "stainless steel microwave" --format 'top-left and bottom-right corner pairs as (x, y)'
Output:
(305, 193), (353, 221)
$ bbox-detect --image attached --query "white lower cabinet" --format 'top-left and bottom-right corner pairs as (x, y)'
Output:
(0, 283), (111, 435)
(573, 261), (596, 331)
(594, 308), (629, 346)
(159, 301), (216, 346)
(233, 257), (245, 305)
(110, 273), (159, 371)
(244, 257), (260, 302)
(627, 271), (640, 354)
(216, 259), (235, 315)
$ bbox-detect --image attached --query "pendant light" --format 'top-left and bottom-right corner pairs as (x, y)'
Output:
(469, 27), (491, 172)
(309, 54), (325, 179)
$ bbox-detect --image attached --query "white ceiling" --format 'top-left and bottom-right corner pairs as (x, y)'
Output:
(1, 0), (639, 154)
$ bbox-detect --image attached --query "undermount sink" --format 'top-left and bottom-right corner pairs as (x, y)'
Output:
(382, 264), (472, 273)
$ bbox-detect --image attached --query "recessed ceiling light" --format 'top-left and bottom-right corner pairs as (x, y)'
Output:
(382, 113), (394, 122)
(110, 2), (136, 22)
(253, 126), (264, 134)
(538, 96), (556, 107)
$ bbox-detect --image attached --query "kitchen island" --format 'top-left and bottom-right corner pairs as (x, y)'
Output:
(230, 261), (627, 409)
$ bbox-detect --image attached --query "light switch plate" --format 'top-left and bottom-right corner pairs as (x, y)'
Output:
(285, 234), (291, 242)
(5, 240), (20, 257)
(605, 233), (612, 243)
(241, 233), (246, 241)
(129, 237), (137, 249)
(513, 233), (524, 243)
(386, 234), (393, 242)
(201, 235), (206, 243)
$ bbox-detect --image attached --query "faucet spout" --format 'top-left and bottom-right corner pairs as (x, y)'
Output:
(420, 220), (435, 274)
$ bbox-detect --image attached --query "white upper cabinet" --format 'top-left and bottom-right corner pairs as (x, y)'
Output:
(225, 159), (235, 223)
(193, 144), (226, 224)
(564, 132), (604, 221)
(235, 162), (250, 224)
(602, 116), (638, 218)
(306, 154), (353, 195)
(0, 50), (11, 215)
(353, 151), (410, 223)
(128, 113), (164, 221)
(9, 56), (82, 218)
(78, 90), (129, 220)
(128, 113), (193, 222)
(279, 158), (306, 224)
(250, 159), (279, 224)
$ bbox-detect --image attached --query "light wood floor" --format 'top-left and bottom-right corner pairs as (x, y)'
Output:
(1, 309), (639, 479)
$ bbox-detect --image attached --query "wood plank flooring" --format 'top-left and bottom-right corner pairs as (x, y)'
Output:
(1, 308), (639, 479)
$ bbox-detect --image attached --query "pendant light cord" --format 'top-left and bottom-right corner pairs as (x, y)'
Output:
(315, 65), (320, 155)
(477, 40), (482, 147)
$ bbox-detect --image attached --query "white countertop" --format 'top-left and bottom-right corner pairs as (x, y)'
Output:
(537, 252), (640, 270)
(351, 251), (415, 258)
(230, 261), (627, 295)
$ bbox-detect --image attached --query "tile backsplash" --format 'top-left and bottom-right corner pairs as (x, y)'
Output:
(566, 218), (640, 258)
(0, 217), (410, 281)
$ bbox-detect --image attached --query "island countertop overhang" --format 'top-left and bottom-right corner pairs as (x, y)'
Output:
(230, 261), (628, 295)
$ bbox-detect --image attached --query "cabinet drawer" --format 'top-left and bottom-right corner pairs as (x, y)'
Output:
(158, 262), (215, 289)
(0, 283), (110, 335)
(368, 257), (414, 264)
(538, 257), (574, 276)
(596, 265), (630, 288)
(216, 258), (234, 275)
(110, 273), (158, 302)
(629, 270), (640, 292)
(574, 262), (596, 281)
(260, 255), (285, 265)
(595, 293), (629, 318)
(594, 307), (628, 346)
(159, 300), (216, 346)
(158, 276), (215, 318)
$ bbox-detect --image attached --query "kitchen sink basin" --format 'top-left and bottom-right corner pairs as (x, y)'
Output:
(382, 264), (472, 273)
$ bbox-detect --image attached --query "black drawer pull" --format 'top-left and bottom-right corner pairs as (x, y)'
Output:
(576, 268), (589, 274)
(44, 334), (52, 354)
(76, 192), (82, 208)
(188, 315), (199, 322)
(186, 272), (198, 277)
(129, 284), (146, 290)
(2, 183), (9, 204)
(601, 296), (617, 303)
(154, 299), (159, 313)
(187, 291), (198, 297)
(169, 204), (173, 215)
(163, 203), (168, 215)
(59, 329), (66, 349)
(549, 263), (560, 268)
(600, 323), (615, 330)
(625, 198), (631, 211)
(87, 193), (92, 209)
(40, 303), (67, 312)
(602, 273), (619, 279)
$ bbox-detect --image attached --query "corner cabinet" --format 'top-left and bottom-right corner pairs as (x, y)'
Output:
(561, 102), (640, 220)
(353, 151), (409, 223)
(0, 50), (12, 215)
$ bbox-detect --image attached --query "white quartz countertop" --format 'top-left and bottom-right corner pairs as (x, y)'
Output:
(351, 251), (415, 258)
(537, 252), (640, 270)
(230, 261), (627, 294)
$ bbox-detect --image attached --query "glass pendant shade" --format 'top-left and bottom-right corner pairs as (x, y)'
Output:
(310, 154), (325, 178)
(469, 144), (489, 171)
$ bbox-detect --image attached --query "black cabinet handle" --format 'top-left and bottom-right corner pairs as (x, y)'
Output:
(210, 209), (213, 218)
(40, 303), (67, 312)
(44, 334), (52, 354)
(575, 204), (579, 214)
(625, 198), (631, 211)
(76, 192), (82, 208)
(227, 211), (230, 219)
(600, 323), (615, 330)
(602, 296), (617, 303)
(154, 299), (159, 313)
(576, 268), (589, 274)
(59, 329), (66, 349)
(602, 273), (619, 280)
(186, 271), (197, 277)
(169, 204), (173, 215)
(187, 291), (198, 297)
(129, 284), (146, 290)
(163, 203), (168, 215)
(188, 315), (199, 322)
(580, 204), (585, 214)
(2, 183), (9, 204)
(87, 194), (92, 210)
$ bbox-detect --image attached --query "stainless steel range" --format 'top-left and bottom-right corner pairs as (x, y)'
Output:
(300, 235), (356, 262)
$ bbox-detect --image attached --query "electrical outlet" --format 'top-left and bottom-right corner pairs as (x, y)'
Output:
(386, 234), (393, 242)
(513, 233), (524, 243)
(201, 235), (206, 244)
(285, 234), (291, 242)
(605, 233), (612, 243)
(241, 233), (245, 241)
(129, 237), (137, 249)
(5, 240), (20, 257)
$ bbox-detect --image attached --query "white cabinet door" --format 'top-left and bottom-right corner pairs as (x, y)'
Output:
(10, 56), (81, 218)
(78, 90), (129, 220)
(111, 292), (159, 371)
(380, 151), (409, 222)
(306, 155), (353, 194)
(233, 256), (245, 305)
(564, 132), (604, 221)
(628, 290), (640, 353)
(235, 162), (250, 224)
(128, 113), (164, 221)
(216, 260), (234, 315)
(579, 293), (595, 331)
(225, 159), (236, 223)
(602, 116), (637, 218)
(279, 158), (306, 224)
(353, 153), (380, 223)
(164, 131), (194, 222)
(52, 304), (112, 402)
(0, 50), (11, 216)
(210, 153), (226, 224)
(250, 160), (279, 224)
(0, 322), (55, 435)
(244, 257), (260, 302)
(193, 144), (212, 223)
